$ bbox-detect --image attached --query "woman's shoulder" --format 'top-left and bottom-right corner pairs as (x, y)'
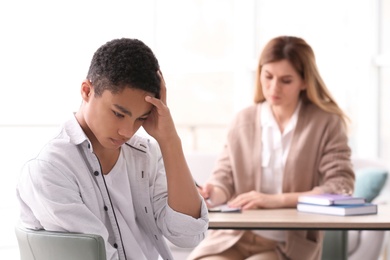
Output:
(232, 103), (260, 123)
(302, 102), (340, 120)
(225, 104), (261, 136)
(300, 102), (344, 130)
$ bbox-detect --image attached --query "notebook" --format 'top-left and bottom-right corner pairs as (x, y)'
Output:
(208, 204), (241, 213)
(297, 202), (377, 216)
(298, 193), (366, 206)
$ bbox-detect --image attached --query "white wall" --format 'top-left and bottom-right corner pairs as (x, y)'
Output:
(0, 0), (386, 258)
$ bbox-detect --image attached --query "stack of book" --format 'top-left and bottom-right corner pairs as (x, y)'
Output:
(297, 193), (378, 216)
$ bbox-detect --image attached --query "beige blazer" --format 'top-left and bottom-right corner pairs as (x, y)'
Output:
(188, 101), (354, 260)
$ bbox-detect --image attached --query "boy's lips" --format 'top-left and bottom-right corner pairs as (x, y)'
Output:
(110, 138), (126, 146)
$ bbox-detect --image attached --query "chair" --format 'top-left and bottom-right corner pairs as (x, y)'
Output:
(322, 157), (389, 260)
(347, 158), (389, 260)
(15, 225), (106, 260)
(321, 230), (348, 260)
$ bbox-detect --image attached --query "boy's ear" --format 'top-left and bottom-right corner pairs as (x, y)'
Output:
(81, 80), (93, 100)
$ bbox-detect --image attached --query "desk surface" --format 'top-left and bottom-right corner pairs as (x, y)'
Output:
(208, 204), (390, 230)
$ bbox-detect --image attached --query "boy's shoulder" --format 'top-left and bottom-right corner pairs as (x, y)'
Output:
(125, 133), (160, 154)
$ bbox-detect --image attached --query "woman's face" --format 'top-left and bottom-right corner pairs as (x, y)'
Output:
(260, 59), (305, 112)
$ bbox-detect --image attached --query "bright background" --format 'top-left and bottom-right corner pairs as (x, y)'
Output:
(1, 0), (389, 258)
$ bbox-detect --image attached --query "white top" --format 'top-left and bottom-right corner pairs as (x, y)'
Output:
(16, 115), (209, 260)
(104, 149), (148, 260)
(253, 101), (301, 242)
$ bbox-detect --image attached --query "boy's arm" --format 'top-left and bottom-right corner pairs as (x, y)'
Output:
(143, 71), (202, 218)
(159, 135), (202, 218)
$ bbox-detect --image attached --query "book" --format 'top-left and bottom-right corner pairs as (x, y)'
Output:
(297, 202), (377, 216)
(298, 193), (366, 206)
(208, 204), (241, 213)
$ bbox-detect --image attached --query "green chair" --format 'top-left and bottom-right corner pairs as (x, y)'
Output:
(321, 230), (348, 260)
(15, 226), (106, 260)
(321, 159), (389, 260)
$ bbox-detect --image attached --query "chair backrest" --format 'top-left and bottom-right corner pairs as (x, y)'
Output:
(15, 226), (106, 260)
(322, 157), (389, 260)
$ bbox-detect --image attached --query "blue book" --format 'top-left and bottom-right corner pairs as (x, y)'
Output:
(298, 193), (366, 206)
(297, 202), (377, 216)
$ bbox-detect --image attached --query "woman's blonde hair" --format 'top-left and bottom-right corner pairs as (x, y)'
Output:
(254, 36), (349, 129)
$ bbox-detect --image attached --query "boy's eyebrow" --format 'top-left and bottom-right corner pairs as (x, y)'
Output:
(114, 104), (132, 116)
(113, 104), (152, 117)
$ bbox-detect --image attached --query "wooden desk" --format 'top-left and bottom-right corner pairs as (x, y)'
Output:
(208, 204), (390, 230)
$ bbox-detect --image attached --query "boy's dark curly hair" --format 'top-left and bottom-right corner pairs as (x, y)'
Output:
(87, 38), (161, 98)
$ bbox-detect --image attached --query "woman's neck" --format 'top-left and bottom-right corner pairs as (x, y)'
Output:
(270, 102), (298, 133)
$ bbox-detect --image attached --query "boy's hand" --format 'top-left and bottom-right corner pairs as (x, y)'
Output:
(143, 70), (177, 143)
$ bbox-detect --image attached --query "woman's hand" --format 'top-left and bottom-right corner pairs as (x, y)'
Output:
(196, 183), (217, 207)
(196, 183), (229, 208)
(227, 191), (285, 210)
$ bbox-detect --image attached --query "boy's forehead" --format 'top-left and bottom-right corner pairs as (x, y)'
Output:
(101, 87), (153, 113)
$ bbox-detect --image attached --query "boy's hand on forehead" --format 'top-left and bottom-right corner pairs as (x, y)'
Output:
(157, 70), (167, 104)
(142, 70), (178, 143)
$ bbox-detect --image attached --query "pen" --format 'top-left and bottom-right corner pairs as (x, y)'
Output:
(195, 182), (212, 203)
(195, 182), (202, 189)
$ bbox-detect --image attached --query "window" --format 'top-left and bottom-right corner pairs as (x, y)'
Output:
(378, 0), (390, 160)
(154, 0), (256, 152)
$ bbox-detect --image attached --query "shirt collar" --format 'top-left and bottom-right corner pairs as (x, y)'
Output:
(261, 101), (279, 129)
(284, 100), (301, 135)
(260, 100), (302, 134)
(62, 113), (151, 154)
(62, 113), (92, 150)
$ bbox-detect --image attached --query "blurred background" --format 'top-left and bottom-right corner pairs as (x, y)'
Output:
(0, 0), (389, 258)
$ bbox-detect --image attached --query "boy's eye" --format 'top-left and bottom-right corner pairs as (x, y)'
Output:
(113, 111), (124, 118)
(138, 117), (148, 121)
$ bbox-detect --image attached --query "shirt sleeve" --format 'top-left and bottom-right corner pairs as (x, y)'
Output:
(317, 115), (355, 195)
(159, 199), (209, 248)
(17, 159), (119, 260)
(147, 144), (209, 248)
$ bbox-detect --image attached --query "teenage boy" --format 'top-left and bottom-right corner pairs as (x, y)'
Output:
(17, 38), (208, 260)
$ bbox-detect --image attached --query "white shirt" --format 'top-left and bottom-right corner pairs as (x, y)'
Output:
(104, 149), (148, 260)
(253, 101), (301, 242)
(16, 115), (209, 260)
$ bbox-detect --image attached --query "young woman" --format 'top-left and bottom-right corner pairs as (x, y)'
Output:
(190, 36), (354, 260)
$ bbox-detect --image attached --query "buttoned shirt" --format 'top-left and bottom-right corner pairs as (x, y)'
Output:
(254, 100), (301, 242)
(17, 115), (208, 260)
(260, 100), (301, 194)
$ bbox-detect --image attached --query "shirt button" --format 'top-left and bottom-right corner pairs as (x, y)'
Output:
(114, 243), (118, 248)
(94, 171), (99, 176)
(104, 206), (108, 211)
(88, 144), (91, 149)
